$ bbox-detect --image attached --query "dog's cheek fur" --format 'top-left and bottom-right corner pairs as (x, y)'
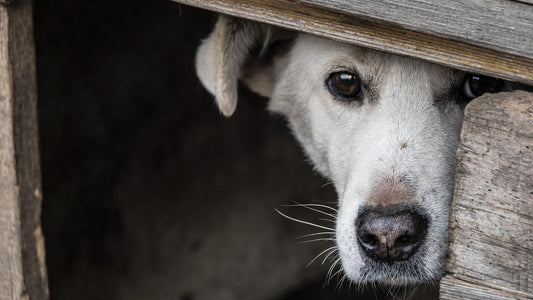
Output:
(268, 39), (333, 177)
(268, 36), (377, 181)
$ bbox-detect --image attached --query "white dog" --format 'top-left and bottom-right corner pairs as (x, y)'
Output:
(195, 16), (525, 285)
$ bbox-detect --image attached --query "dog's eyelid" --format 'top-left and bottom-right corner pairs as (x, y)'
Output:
(327, 65), (359, 76)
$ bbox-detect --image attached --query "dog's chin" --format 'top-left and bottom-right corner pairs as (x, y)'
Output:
(358, 260), (434, 286)
(341, 247), (445, 285)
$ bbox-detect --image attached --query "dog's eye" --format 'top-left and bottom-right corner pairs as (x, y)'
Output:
(327, 72), (362, 101)
(462, 74), (503, 99)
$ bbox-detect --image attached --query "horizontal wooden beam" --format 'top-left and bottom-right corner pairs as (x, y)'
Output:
(304, 0), (533, 60)
(173, 0), (533, 86)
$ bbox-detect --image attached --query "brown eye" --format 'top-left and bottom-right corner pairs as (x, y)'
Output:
(462, 74), (503, 99)
(327, 72), (362, 101)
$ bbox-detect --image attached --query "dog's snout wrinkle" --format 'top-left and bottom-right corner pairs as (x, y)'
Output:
(356, 207), (428, 263)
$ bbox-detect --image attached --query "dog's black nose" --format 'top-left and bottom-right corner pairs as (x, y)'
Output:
(356, 207), (428, 263)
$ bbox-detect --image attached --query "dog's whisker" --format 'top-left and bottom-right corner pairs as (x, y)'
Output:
(386, 284), (396, 299)
(337, 274), (344, 293)
(275, 209), (334, 231)
(286, 202), (338, 212)
(306, 245), (337, 267)
(320, 181), (334, 188)
(370, 282), (379, 299)
(298, 237), (335, 244)
(327, 267), (343, 286)
(317, 217), (336, 223)
(295, 232), (335, 239)
(347, 276), (354, 294)
(321, 246), (338, 265)
(284, 202), (338, 217)
(324, 261), (336, 286)
(326, 256), (341, 285)
(335, 271), (347, 293)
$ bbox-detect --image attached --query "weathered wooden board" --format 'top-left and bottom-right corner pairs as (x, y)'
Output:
(0, 0), (48, 299)
(439, 91), (533, 299)
(303, 0), (533, 60)
(440, 276), (533, 300)
(173, 0), (533, 86)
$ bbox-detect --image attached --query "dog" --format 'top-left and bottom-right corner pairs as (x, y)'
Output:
(194, 15), (529, 285)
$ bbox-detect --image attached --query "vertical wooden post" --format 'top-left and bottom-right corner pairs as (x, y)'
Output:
(440, 91), (533, 299)
(0, 0), (49, 299)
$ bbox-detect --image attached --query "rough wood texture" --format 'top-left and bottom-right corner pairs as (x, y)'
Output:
(440, 91), (533, 300)
(440, 276), (532, 300)
(0, 0), (49, 299)
(173, 0), (533, 86)
(304, 0), (533, 59)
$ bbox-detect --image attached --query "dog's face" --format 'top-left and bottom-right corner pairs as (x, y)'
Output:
(269, 35), (464, 284)
(195, 17), (515, 284)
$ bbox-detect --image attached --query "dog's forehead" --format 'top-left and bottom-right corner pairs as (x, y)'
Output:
(290, 35), (383, 75)
(290, 35), (460, 89)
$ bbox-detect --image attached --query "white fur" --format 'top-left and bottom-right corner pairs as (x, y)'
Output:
(196, 22), (470, 284)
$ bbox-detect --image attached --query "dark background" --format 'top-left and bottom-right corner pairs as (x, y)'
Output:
(33, 1), (438, 299)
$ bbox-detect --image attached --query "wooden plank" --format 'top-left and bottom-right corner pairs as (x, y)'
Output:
(173, 0), (533, 86)
(0, 0), (49, 299)
(303, 0), (533, 60)
(0, 6), (24, 299)
(440, 276), (533, 300)
(439, 91), (533, 299)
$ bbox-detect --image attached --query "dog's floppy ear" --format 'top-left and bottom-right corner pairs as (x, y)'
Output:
(196, 15), (294, 117)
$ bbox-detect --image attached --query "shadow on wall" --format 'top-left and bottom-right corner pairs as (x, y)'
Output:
(34, 1), (438, 299)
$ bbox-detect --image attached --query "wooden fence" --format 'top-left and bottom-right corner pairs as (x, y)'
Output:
(0, 0), (531, 299)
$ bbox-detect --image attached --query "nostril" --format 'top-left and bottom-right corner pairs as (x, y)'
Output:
(359, 234), (379, 249)
(395, 233), (420, 252)
(395, 235), (410, 247)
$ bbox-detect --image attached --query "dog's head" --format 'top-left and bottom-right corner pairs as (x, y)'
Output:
(195, 16), (516, 284)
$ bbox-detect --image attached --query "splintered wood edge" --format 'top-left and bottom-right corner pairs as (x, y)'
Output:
(173, 0), (533, 85)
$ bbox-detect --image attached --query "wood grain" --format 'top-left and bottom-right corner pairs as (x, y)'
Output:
(440, 91), (533, 299)
(440, 275), (533, 300)
(0, 0), (48, 299)
(173, 0), (533, 86)
(304, 0), (533, 59)
(0, 5), (24, 297)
